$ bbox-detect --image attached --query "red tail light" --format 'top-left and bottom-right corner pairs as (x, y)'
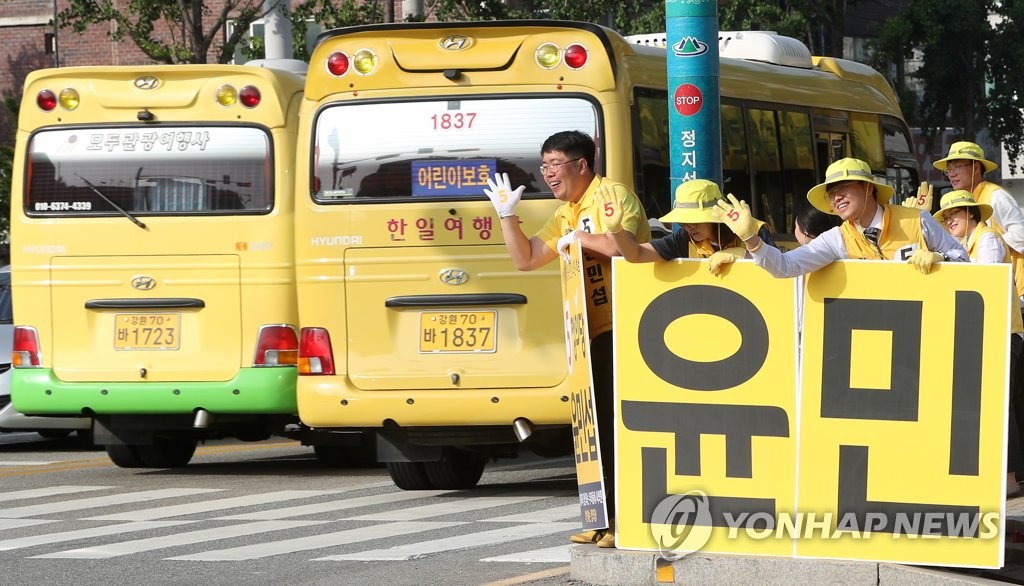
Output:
(299, 327), (335, 375)
(239, 85), (261, 108)
(37, 90), (57, 111)
(253, 325), (298, 366)
(13, 326), (41, 367)
(327, 52), (350, 76)
(564, 44), (589, 69)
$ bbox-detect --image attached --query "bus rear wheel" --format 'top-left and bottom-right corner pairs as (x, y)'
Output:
(422, 448), (486, 490)
(105, 444), (145, 468)
(136, 438), (197, 468)
(386, 461), (432, 490)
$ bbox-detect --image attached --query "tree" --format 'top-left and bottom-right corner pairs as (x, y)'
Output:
(870, 0), (991, 159)
(0, 96), (15, 241)
(719, 0), (849, 57)
(57, 0), (276, 64)
(988, 1), (1024, 173)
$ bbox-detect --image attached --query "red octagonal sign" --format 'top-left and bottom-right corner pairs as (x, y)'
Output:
(674, 83), (703, 116)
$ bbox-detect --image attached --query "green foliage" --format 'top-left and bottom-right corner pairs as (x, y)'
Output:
(58, 0), (267, 64)
(988, 1), (1024, 173)
(290, 0), (384, 61)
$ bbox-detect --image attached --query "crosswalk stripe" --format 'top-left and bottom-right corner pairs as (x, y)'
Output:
(0, 488), (224, 518)
(350, 496), (548, 521)
(480, 544), (572, 563)
(0, 519), (58, 531)
(0, 486), (113, 501)
(0, 521), (197, 551)
(169, 521), (464, 561)
(85, 489), (345, 521)
(484, 504), (580, 523)
(215, 490), (449, 520)
(316, 522), (579, 561)
(31, 520), (330, 559)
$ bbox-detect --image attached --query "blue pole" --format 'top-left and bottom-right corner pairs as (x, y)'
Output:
(666, 0), (722, 194)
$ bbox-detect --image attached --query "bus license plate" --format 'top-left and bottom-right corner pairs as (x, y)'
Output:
(114, 313), (181, 350)
(419, 311), (496, 353)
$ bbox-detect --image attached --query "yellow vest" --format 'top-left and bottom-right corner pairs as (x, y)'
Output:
(964, 222), (1024, 333)
(839, 204), (925, 261)
(974, 181), (1024, 298)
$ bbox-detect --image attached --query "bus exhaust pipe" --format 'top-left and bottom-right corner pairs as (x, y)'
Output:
(513, 417), (533, 442)
(193, 409), (214, 429)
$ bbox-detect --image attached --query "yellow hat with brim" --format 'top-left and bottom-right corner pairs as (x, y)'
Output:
(659, 179), (723, 224)
(807, 158), (896, 214)
(933, 141), (998, 174)
(932, 189), (992, 223)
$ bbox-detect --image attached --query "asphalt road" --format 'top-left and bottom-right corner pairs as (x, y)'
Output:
(0, 432), (586, 586)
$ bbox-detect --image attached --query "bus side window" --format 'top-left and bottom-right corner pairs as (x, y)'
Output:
(779, 110), (815, 236)
(721, 103), (751, 209)
(633, 88), (671, 219)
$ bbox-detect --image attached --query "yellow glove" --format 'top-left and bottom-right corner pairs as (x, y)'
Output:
(712, 193), (757, 241)
(901, 181), (934, 211)
(595, 183), (624, 233)
(707, 247), (745, 276)
(908, 249), (943, 274)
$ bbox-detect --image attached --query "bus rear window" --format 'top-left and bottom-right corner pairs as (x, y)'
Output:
(25, 126), (272, 215)
(313, 97), (599, 202)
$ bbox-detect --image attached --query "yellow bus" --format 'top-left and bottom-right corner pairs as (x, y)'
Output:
(294, 21), (916, 489)
(9, 61), (369, 468)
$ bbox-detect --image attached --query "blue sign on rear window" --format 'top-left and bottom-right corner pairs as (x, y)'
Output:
(412, 159), (496, 197)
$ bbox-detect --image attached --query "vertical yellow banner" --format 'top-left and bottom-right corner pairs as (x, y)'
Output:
(561, 239), (608, 530)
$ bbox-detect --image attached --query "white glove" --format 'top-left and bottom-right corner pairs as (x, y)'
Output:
(557, 231), (579, 264)
(483, 172), (525, 218)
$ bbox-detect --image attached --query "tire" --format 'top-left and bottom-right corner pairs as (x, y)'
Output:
(386, 461), (433, 490)
(136, 438), (197, 468)
(422, 448), (486, 490)
(106, 444), (146, 468)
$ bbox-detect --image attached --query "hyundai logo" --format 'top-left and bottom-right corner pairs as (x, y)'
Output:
(133, 76), (161, 90)
(439, 269), (469, 285)
(131, 275), (156, 290)
(439, 35), (474, 51)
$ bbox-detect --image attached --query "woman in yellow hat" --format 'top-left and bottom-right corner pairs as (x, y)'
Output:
(600, 178), (775, 275)
(934, 189), (1024, 498)
(714, 157), (969, 276)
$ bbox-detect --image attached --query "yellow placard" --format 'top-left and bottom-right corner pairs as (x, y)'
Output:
(613, 258), (799, 557)
(796, 261), (1009, 567)
(561, 239), (608, 530)
(612, 258), (1010, 569)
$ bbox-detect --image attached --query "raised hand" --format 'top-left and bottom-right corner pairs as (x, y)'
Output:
(595, 183), (624, 233)
(712, 194), (756, 241)
(483, 172), (525, 218)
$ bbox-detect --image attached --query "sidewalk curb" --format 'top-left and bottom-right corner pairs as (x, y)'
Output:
(569, 547), (1010, 585)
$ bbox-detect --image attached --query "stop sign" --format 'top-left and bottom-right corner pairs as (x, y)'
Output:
(674, 83), (703, 116)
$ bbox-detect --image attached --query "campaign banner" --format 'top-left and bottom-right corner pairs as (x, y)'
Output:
(561, 239), (608, 530)
(612, 259), (1010, 568)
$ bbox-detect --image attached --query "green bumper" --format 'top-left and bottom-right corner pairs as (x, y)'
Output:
(11, 368), (298, 415)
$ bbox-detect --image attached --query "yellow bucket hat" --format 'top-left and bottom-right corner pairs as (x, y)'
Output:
(659, 179), (723, 224)
(932, 189), (992, 223)
(933, 141), (997, 174)
(807, 158), (895, 214)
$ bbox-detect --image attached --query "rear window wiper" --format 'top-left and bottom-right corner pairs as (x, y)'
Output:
(77, 175), (148, 230)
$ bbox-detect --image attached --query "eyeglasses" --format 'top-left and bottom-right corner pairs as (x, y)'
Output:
(539, 157), (582, 174)
(825, 181), (859, 202)
(944, 162), (973, 177)
(943, 209), (967, 223)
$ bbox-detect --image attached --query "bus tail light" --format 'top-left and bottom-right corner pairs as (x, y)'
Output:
(13, 326), (41, 367)
(564, 44), (589, 69)
(253, 325), (299, 366)
(352, 49), (377, 75)
(58, 88), (80, 110)
(535, 43), (561, 69)
(298, 327), (335, 375)
(327, 52), (350, 76)
(37, 90), (57, 111)
(216, 84), (238, 106)
(239, 85), (261, 108)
